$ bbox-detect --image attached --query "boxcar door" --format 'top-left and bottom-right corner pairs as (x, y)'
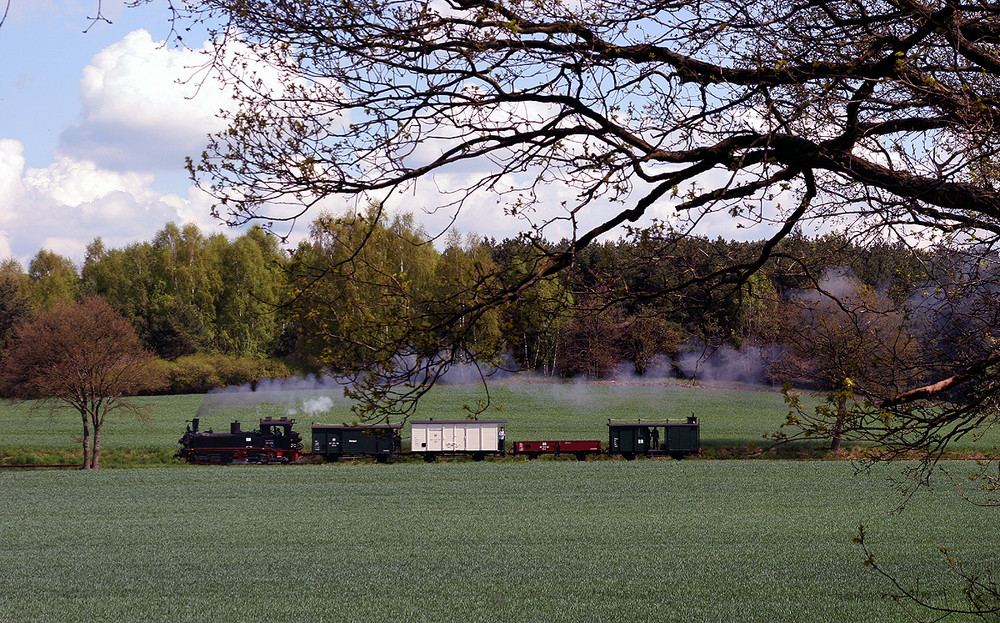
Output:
(465, 422), (481, 452)
(428, 424), (443, 452)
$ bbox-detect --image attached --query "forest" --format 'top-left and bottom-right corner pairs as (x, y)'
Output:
(0, 208), (970, 404)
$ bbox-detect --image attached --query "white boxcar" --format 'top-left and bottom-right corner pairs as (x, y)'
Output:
(410, 419), (507, 457)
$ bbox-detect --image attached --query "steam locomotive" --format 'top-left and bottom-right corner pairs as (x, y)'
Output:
(177, 416), (700, 464)
(177, 417), (303, 464)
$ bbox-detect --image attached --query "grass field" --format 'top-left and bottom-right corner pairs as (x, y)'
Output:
(1, 460), (996, 623)
(2, 379), (998, 464)
(3, 381), (999, 622)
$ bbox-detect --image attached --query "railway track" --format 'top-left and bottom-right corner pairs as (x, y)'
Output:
(0, 464), (83, 469)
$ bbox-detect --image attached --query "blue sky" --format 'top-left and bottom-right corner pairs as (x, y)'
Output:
(0, 1), (542, 265)
(0, 1), (246, 264)
(0, 1), (776, 267)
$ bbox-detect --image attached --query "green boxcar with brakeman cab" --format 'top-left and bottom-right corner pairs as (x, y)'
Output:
(607, 417), (700, 459)
(311, 424), (402, 461)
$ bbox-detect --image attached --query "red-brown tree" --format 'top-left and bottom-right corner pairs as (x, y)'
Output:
(1, 296), (160, 469)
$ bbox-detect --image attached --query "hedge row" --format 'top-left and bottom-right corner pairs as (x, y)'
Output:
(144, 354), (293, 395)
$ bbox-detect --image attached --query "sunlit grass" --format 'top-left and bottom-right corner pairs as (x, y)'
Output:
(2, 380), (999, 464)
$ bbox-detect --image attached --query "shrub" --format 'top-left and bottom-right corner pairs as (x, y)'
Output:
(152, 354), (293, 394)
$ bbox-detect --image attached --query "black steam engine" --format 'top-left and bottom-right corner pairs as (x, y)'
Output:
(178, 417), (302, 464)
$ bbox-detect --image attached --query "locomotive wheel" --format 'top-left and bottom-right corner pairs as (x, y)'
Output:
(254, 451), (272, 464)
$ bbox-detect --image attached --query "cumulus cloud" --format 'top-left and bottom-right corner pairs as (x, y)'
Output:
(0, 28), (252, 264)
(24, 156), (157, 208)
(0, 140), (26, 225)
(0, 149), (207, 261)
(59, 29), (231, 172)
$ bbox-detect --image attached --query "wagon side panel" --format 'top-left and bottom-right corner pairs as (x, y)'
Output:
(665, 423), (700, 455)
(463, 422), (479, 452)
(411, 422), (429, 453)
(480, 423), (499, 452)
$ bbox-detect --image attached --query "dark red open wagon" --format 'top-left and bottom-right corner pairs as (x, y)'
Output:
(513, 439), (602, 460)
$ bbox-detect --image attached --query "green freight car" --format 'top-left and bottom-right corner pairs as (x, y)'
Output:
(311, 424), (402, 462)
(607, 418), (700, 459)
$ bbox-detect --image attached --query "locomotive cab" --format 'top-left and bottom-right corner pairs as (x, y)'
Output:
(260, 417), (297, 438)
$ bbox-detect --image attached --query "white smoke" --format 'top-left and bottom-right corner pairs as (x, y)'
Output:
(299, 396), (335, 417)
(675, 339), (769, 385)
(195, 373), (352, 419)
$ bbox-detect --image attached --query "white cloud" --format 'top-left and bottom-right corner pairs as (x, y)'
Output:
(59, 29), (230, 172)
(0, 231), (12, 260)
(23, 156), (156, 208)
(38, 237), (88, 261)
(0, 152), (228, 264)
(0, 27), (251, 264)
(0, 140), (26, 227)
(0, 24), (350, 266)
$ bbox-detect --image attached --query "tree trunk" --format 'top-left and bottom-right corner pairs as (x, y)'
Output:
(830, 420), (843, 452)
(91, 427), (100, 470)
(80, 410), (91, 470)
(831, 395), (846, 452)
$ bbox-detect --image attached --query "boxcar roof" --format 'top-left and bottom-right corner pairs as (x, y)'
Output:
(410, 419), (508, 424)
(607, 421), (697, 427)
(311, 424), (403, 430)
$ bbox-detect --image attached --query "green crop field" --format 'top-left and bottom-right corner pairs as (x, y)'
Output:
(1, 460), (997, 623)
(3, 382), (1000, 621)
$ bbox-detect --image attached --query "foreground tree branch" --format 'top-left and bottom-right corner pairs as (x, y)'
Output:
(856, 525), (1000, 622)
(133, 1), (1000, 427)
(884, 352), (1000, 407)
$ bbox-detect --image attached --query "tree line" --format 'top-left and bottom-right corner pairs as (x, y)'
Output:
(0, 208), (959, 401)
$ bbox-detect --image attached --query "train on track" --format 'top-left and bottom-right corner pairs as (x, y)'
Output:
(177, 416), (701, 464)
(177, 417), (303, 465)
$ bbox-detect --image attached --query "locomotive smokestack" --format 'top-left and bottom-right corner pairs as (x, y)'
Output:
(231, 421), (241, 434)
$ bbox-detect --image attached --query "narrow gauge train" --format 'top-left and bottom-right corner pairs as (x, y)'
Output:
(178, 416), (701, 464)
(309, 418), (701, 460)
(177, 417), (303, 464)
